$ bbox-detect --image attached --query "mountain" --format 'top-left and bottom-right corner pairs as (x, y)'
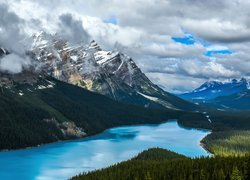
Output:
(0, 31), (199, 150)
(30, 31), (196, 111)
(179, 78), (250, 102)
(206, 90), (250, 110)
(0, 71), (184, 150)
(0, 32), (198, 150)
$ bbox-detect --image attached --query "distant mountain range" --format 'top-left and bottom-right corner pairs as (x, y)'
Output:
(178, 78), (250, 110)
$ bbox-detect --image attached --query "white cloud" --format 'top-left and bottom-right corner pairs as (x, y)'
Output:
(0, 2), (33, 73)
(0, 54), (30, 74)
(179, 60), (240, 78)
(81, 16), (143, 49)
(141, 42), (206, 59)
(1, 0), (250, 92)
(146, 72), (206, 93)
(58, 13), (90, 45)
(184, 18), (250, 43)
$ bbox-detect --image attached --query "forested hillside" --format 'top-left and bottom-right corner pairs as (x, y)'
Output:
(202, 130), (250, 156)
(1, 75), (249, 152)
(72, 148), (250, 180)
(0, 76), (184, 150)
(178, 109), (250, 132)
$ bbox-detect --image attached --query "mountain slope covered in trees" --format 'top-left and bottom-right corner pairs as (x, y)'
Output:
(202, 130), (250, 156)
(72, 148), (250, 180)
(0, 74), (186, 150)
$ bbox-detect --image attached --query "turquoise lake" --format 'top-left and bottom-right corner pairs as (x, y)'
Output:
(0, 120), (210, 180)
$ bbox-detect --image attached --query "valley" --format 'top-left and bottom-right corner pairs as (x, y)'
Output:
(0, 32), (250, 180)
(0, 33), (201, 151)
(1, 1), (250, 179)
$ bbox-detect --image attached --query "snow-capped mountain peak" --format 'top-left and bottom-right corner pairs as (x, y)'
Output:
(1, 32), (196, 111)
(88, 40), (102, 51)
(94, 50), (119, 65)
(193, 81), (222, 93)
(179, 78), (250, 102)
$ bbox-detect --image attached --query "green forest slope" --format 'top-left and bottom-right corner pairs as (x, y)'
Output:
(72, 148), (250, 180)
(0, 77), (184, 150)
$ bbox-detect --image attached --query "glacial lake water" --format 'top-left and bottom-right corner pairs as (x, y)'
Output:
(0, 120), (210, 180)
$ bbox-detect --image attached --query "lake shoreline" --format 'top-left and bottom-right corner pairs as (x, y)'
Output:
(0, 120), (172, 152)
(0, 119), (212, 154)
(0, 120), (211, 180)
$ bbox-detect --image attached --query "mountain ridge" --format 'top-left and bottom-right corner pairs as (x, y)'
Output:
(179, 78), (250, 102)
(27, 31), (196, 111)
(177, 78), (250, 111)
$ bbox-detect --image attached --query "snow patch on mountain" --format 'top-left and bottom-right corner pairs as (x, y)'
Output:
(137, 92), (159, 102)
(95, 51), (119, 65)
(247, 82), (250, 90)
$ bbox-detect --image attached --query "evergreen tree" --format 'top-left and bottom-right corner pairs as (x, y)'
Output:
(200, 169), (206, 180)
(231, 167), (242, 180)
(72, 148), (248, 180)
(244, 155), (250, 180)
(217, 169), (225, 180)
(225, 173), (231, 180)
(212, 170), (217, 180)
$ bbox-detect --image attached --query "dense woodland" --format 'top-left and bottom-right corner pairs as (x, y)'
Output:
(178, 110), (250, 131)
(202, 130), (250, 156)
(72, 148), (250, 180)
(1, 77), (250, 180)
(1, 77), (250, 153)
(0, 77), (184, 150)
(179, 110), (250, 156)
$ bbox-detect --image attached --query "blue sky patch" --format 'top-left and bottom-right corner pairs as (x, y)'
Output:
(204, 49), (233, 57)
(172, 30), (210, 47)
(172, 30), (233, 58)
(172, 35), (195, 45)
(103, 16), (118, 25)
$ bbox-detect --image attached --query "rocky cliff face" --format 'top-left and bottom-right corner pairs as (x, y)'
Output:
(44, 118), (86, 138)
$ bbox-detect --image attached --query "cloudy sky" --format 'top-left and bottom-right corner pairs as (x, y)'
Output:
(1, 0), (250, 93)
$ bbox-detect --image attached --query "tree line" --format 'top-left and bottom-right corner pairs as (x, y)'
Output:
(72, 148), (250, 180)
